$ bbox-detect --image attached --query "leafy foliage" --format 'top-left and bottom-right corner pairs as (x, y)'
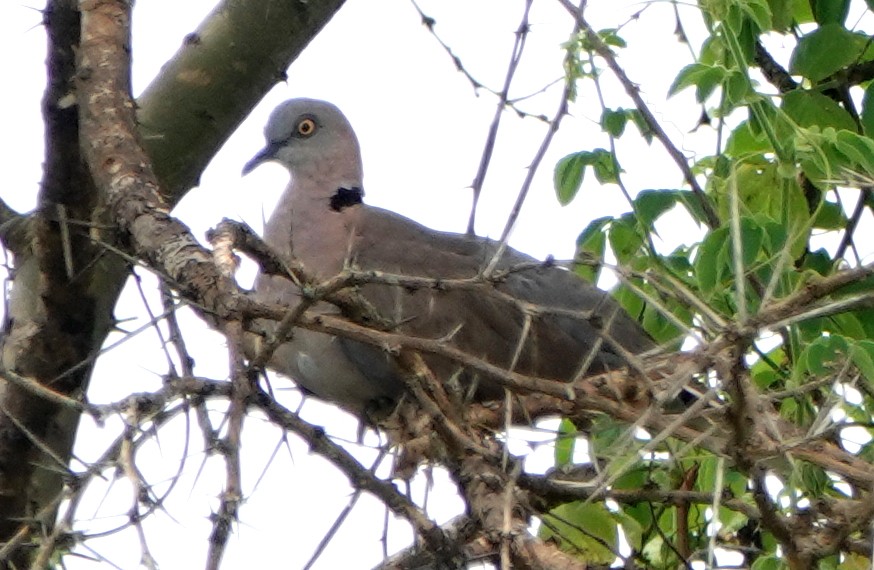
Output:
(549, 0), (874, 567)
(16, 1), (874, 568)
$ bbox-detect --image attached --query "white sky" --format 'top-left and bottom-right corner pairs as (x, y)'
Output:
(0, 0), (819, 568)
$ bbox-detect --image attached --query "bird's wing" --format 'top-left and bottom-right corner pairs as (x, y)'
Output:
(334, 206), (654, 399)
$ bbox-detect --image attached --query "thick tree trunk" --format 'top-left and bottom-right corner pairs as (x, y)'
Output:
(0, 1), (345, 567)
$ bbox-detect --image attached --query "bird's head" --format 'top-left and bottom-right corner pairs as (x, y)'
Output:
(242, 98), (364, 192)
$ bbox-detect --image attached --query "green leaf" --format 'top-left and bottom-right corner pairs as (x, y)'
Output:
(613, 283), (645, 321)
(802, 335), (849, 375)
(855, 309), (874, 339)
(611, 465), (650, 491)
(751, 554), (788, 570)
(663, 247), (694, 276)
(609, 214), (644, 264)
(711, 167), (802, 259)
(799, 462), (829, 496)
(753, 367), (780, 390)
(749, 99), (780, 138)
(800, 248), (833, 276)
(782, 90), (857, 131)
(780, 397), (798, 421)
(642, 535), (670, 567)
(718, 505), (751, 536)
(695, 227), (730, 294)
(834, 131), (874, 176)
(627, 109), (655, 143)
(555, 419), (577, 467)
(812, 200), (848, 229)
(601, 108), (628, 137)
(613, 510), (643, 551)
(789, 24), (866, 81)
(841, 553), (873, 570)
(726, 4), (745, 34)
(792, 0), (815, 23)
(589, 415), (625, 458)
(810, 0), (850, 25)
(598, 28), (627, 48)
(575, 216), (610, 283)
(862, 82), (874, 137)
(591, 148), (620, 184)
(739, 0), (773, 31)
(634, 190), (679, 230)
(677, 190), (713, 225)
(668, 63), (727, 102)
(761, 531), (781, 554)
(642, 301), (686, 345)
(621, 503), (653, 542)
(699, 35), (725, 66)
(831, 313), (866, 340)
(751, 347), (785, 390)
(735, 13), (761, 63)
(796, 127), (852, 183)
(540, 502), (618, 564)
(850, 341), (874, 383)
(767, 0), (794, 31)
(554, 149), (618, 205)
(738, 216), (764, 268)
(724, 69), (751, 106)
(554, 152), (589, 205)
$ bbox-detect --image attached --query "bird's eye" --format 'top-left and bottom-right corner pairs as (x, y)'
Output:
(296, 118), (317, 137)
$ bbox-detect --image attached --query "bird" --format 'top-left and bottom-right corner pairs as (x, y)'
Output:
(243, 98), (656, 417)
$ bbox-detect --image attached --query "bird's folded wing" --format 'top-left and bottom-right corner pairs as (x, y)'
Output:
(335, 206), (655, 398)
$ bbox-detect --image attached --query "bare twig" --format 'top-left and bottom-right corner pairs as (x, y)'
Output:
(556, 0), (719, 228)
(466, 0), (533, 234)
(482, 83), (572, 276)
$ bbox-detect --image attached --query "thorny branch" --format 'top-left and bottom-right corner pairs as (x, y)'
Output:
(409, 2), (554, 120)
(557, 0), (720, 228)
(9, 228), (874, 566)
(482, 67), (574, 277)
(9, 0), (874, 568)
(221, 216), (874, 560)
(466, 0), (533, 235)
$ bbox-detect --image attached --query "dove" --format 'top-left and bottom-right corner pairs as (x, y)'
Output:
(244, 98), (654, 415)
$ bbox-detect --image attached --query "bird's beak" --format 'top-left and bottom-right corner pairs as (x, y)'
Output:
(242, 142), (279, 175)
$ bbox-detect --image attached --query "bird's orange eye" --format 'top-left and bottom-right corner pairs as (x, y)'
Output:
(297, 118), (316, 136)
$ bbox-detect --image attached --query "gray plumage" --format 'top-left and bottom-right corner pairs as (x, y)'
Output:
(245, 98), (654, 415)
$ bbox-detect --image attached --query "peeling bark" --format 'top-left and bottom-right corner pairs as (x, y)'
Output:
(0, 4), (98, 566)
(0, 0), (345, 566)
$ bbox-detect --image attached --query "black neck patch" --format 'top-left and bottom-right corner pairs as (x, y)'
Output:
(330, 187), (364, 211)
